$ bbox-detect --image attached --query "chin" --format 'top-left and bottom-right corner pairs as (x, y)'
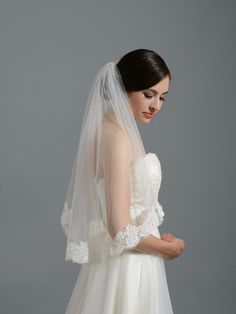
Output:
(136, 118), (151, 124)
(134, 113), (153, 124)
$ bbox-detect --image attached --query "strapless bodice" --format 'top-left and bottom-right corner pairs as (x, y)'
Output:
(95, 152), (165, 229)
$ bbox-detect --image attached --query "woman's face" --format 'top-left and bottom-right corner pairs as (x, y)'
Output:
(127, 75), (170, 124)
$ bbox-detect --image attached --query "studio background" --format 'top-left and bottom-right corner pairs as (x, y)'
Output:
(0, 1), (235, 313)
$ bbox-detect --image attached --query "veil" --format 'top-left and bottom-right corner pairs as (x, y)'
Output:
(60, 60), (154, 264)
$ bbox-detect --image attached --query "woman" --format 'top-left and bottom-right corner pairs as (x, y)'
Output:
(61, 49), (185, 313)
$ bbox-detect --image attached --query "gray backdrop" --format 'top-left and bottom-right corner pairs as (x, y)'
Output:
(0, 0), (235, 313)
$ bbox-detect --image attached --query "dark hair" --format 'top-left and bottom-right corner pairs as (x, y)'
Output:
(116, 49), (171, 92)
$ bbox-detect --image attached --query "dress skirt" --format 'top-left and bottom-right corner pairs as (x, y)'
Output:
(65, 245), (174, 313)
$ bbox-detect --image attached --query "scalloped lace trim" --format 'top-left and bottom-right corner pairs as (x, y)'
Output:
(65, 241), (89, 264)
(113, 211), (161, 251)
(61, 201), (165, 264)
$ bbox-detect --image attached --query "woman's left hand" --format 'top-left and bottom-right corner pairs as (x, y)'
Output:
(160, 233), (177, 242)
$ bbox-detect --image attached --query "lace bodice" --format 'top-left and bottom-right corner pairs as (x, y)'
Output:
(96, 152), (164, 226)
(61, 152), (165, 263)
(130, 152), (164, 224)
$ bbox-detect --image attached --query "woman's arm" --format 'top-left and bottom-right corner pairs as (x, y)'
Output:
(102, 126), (185, 258)
(129, 234), (172, 256)
(132, 234), (185, 260)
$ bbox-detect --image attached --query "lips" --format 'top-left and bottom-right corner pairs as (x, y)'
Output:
(143, 112), (153, 116)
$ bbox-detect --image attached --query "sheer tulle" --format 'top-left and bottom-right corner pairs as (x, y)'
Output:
(60, 61), (158, 264)
(64, 153), (173, 314)
(61, 60), (173, 313)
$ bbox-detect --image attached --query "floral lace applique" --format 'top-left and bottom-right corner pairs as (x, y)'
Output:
(113, 211), (161, 250)
(61, 203), (89, 263)
(66, 241), (89, 264)
(114, 224), (140, 248)
(61, 152), (166, 264)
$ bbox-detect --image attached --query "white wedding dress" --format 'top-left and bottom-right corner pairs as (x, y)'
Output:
(64, 153), (174, 314)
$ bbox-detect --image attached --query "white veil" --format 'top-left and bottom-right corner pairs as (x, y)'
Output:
(60, 60), (154, 264)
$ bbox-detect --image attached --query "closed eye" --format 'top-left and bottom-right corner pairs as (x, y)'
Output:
(143, 92), (153, 99)
(144, 92), (166, 102)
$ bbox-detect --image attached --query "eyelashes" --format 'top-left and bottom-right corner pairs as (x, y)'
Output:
(143, 92), (166, 101)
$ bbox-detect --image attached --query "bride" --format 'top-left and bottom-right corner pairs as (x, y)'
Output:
(61, 48), (185, 313)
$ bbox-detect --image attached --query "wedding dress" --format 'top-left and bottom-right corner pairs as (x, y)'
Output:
(64, 152), (174, 314)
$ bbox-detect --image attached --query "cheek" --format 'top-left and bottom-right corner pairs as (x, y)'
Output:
(134, 95), (146, 109)
(129, 94), (146, 114)
(133, 102), (143, 114)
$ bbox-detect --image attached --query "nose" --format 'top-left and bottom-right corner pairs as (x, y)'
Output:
(150, 99), (161, 113)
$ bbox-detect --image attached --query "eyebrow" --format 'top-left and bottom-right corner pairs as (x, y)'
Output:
(147, 89), (169, 95)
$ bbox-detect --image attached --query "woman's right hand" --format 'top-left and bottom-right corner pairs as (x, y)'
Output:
(162, 238), (185, 260)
